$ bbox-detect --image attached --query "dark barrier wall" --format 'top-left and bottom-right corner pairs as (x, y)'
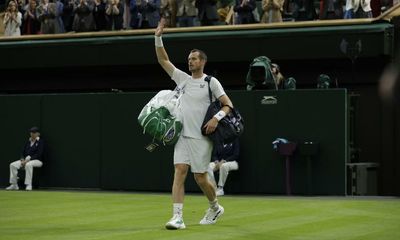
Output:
(0, 21), (398, 196)
(0, 23), (393, 69)
(0, 22), (394, 93)
(0, 89), (347, 195)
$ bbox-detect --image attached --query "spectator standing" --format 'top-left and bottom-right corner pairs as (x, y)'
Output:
(105, 0), (124, 30)
(3, 0), (22, 36)
(196, 0), (219, 25)
(261, 0), (284, 23)
(233, 0), (256, 24)
(319, 0), (343, 19)
(72, 0), (96, 32)
(176, 0), (197, 27)
(37, 0), (62, 34)
(61, 0), (74, 31)
(344, 0), (372, 19)
(93, 0), (106, 30)
(138, 0), (161, 28)
(22, 0), (41, 34)
(160, 0), (177, 27)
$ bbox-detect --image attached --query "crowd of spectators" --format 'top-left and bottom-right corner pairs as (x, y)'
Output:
(0, 0), (397, 36)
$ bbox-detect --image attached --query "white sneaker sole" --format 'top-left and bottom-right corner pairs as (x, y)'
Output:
(165, 222), (186, 230)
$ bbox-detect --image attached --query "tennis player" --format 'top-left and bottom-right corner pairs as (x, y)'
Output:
(155, 18), (233, 230)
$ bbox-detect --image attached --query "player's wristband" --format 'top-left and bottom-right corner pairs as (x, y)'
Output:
(155, 36), (164, 47)
(214, 110), (226, 121)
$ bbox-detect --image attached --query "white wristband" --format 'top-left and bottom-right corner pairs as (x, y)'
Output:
(214, 110), (226, 121)
(155, 36), (164, 47)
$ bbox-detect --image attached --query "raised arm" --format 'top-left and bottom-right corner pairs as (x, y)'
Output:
(155, 18), (175, 77)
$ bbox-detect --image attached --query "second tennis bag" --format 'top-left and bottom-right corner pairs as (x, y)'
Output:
(201, 76), (244, 144)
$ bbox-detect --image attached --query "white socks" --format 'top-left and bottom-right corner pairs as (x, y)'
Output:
(209, 199), (219, 211)
(173, 203), (183, 218)
(173, 200), (219, 218)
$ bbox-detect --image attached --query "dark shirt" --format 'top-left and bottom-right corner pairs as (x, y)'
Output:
(21, 138), (45, 161)
(212, 138), (240, 162)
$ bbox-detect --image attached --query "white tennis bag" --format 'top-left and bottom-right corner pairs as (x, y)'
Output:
(138, 85), (184, 146)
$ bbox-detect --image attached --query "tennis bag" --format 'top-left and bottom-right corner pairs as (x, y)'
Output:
(245, 56), (276, 90)
(138, 89), (183, 146)
(201, 76), (244, 144)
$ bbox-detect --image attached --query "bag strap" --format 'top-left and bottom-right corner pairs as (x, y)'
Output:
(205, 75), (213, 103)
(205, 75), (234, 109)
(173, 81), (186, 100)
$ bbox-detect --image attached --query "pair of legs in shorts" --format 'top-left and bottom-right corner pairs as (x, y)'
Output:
(165, 136), (224, 229)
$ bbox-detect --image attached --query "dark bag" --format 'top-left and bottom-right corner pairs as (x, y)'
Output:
(201, 76), (244, 144)
(245, 56), (277, 90)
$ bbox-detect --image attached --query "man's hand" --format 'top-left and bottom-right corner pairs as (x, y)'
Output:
(216, 160), (226, 169)
(213, 160), (226, 171)
(20, 160), (28, 167)
(203, 117), (219, 135)
(155, 18), (166, 37)
(213, 160), (220, 171)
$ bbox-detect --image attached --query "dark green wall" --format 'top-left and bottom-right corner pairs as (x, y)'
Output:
(0, 95), (42, 165)
(227, 90), (347, 195)
(0, 89), (347, 195)
(40, 95), (101, 188)
(0, 23), (393, 70)
(0, 22), (394, 93)
(0, 21), (397, 195)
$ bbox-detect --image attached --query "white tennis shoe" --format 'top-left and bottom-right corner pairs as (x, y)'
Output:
(165, 214), (186, 230)
(199, 205), (224, 225)
(5, 184), (19, 190)
(216, 187), (224, 196)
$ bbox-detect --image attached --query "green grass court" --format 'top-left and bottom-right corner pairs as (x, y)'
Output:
(1, 190), (399, 240)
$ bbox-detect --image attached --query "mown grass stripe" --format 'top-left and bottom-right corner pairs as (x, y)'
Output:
(1, 191), (399, 240)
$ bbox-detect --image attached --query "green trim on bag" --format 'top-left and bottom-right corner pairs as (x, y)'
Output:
(139, 106), (183, 146)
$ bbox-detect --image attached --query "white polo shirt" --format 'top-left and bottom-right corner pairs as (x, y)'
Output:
(172, 68), (226, 139)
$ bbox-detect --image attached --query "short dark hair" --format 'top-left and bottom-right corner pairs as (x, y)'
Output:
(190, 49), (207, 62)
(29, 126), (40, 133)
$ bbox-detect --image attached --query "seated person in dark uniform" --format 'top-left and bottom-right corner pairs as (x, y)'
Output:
(207, 138), (240, 196)
(6, 126), (45, 191)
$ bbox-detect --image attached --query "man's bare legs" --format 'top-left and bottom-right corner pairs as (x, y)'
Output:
(194, 172), (216, 201)
(172, 164), (189, 203)
(165, 163), (189, 229)
(195, 172), (224, 225)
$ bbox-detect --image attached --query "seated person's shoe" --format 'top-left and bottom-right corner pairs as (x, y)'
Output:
(216, 187), (224, 196)
(5, 184), (19, 190)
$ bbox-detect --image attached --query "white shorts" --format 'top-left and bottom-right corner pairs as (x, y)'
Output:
(174, 136), (213, 173)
